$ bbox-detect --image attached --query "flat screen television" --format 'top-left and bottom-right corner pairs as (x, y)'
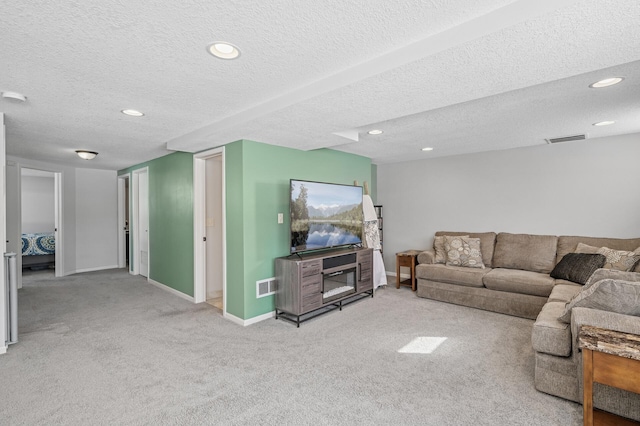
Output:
(290, 179), (363, 254)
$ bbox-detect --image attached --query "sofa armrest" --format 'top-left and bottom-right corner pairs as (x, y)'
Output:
(417, 249), (435, 264)
(585, 268), (640, 286)
(570, 307), (640, 361)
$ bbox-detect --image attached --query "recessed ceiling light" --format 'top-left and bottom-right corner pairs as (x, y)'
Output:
(75, 150), (98, 160)
(593, 120), (615, 126)
(207, 42), (240, 60)
(121, 109), (144, 117)
(367, 129), (383, 135)
(2, 91), (27, 102)
(589, 77), (624, 88)
(421, 147), (434, 151)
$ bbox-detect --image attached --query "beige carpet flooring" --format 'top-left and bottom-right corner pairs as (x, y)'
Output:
(0, 268), (582, 425)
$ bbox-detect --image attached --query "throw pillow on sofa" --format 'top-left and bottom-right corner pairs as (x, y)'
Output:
(596, 246), (640, 272)
(433, 235), (468, 264)
(559, 278), (640, 323)
(576, 243), (640, 272)
(444, 236), (485, 269)
(550, 253), (606, 285)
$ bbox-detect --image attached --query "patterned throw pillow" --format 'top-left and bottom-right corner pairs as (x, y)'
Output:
(444, 236), (485, 269)
(433, 235), (468, 264)
(596, 246), (640, 272)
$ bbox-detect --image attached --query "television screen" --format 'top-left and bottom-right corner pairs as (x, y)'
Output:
(290, 180), (363, 253)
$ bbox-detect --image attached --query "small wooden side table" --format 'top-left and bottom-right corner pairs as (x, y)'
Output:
(579, 325), (640, 426)
(396, 250), (421, 291)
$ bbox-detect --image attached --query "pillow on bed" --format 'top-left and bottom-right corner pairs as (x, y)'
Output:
(550, 253), (606, 285)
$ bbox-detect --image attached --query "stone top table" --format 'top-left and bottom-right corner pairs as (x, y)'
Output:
(578, 325), (640, 426)
(579, 325), (640, 361)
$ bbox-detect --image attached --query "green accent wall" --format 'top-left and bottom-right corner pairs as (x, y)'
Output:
(118, 152), (194, 296)
(121, 142), (374, 321)
(229, 140), (373, 319)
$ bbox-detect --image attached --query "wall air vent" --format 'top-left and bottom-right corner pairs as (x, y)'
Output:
(256, 277), (276, 298)
(545, 134), (587, 144)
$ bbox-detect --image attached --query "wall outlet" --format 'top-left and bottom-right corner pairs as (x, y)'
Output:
(277, 213), (283, 224)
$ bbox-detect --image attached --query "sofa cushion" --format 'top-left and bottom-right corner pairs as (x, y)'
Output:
(596, 246), (640, 272)
(483, 268), (555, 297)
(435, 231), (497, 268)
(444, 236), (485, 269)
(556, 235), (640, 272)
(492, 233), (558, 274)
(584, 268), (640, 287)
(415, 263), (489, 288)
(547, 283), (582, 303)
(549, 253), (606, 285)
(559, 278), (640, 323)
(532, 301), (572, 357)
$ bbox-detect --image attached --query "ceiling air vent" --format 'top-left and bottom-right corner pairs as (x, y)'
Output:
(545, 134), (587, 144)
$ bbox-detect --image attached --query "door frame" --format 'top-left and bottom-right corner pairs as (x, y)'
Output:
(16, 165), (64, 281)
(193, 147), (226, 311)
(117, 174), (130, 270)
(131, 167), (149, 277)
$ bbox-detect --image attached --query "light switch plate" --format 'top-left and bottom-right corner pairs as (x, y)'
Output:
(277, 213), (283, 224)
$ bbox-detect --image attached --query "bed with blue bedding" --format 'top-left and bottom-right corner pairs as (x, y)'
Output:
(21, 232), (55, 269)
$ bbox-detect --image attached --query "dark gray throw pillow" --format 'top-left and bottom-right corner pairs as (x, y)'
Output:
(550, 253), (606, 285)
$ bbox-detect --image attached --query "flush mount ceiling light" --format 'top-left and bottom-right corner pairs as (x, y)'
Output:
(421, 147), (434, 151)
(367, 129), (383, 135)
(75, 150), (98, 160)
(593, 120), (615, 126)
(589, 77), (624, 88)
(121, 109), (144, 117)
(207, 42), (240, 59)
(2, 91), (27, 102)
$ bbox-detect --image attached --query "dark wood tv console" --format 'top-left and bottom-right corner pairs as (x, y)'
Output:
(275, 247), (373, 327)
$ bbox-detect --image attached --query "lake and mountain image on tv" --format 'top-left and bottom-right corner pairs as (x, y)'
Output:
(290, 180), (363, 253)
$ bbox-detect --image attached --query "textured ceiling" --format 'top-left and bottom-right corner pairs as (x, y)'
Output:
(1, 0), (639, 170)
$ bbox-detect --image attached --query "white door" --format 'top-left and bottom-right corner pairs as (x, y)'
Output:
(205, 156), (224, 305)
(138, 170), (149, 277)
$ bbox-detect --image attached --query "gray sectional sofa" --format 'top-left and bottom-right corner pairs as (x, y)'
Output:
(415, 231), (640, 420)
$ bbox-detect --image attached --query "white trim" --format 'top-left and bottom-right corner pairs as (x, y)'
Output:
(132, 167), (149, 277)
(193, 147), (226, 313)
(224, 311), (275, 327)
(53, 171), (64, 277)
(148, 278), (195, 302)
(0, 346), (6, 355)
(72, 265), (120, 274)
(387, 271), (410, 279)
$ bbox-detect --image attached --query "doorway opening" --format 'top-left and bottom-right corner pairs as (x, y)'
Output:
(19, 167), (63, 285)
(117, 174), (130, 271)
(193, 147), (226, 314)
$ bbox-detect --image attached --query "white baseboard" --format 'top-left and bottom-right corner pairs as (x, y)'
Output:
(387, 271), (411, 279)
(73, 264), (120, 274)
(224, 310), (275, 326)
(148, 278), (195, 302)
(0, 345), (6, 355)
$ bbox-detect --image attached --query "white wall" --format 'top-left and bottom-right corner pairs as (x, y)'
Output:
(1, 114), (7, 354)
(75, 168), (118, 272)
(21, 175), (55, 234)
(6, 156), (118, 276)
(377, 133), (640, 271)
